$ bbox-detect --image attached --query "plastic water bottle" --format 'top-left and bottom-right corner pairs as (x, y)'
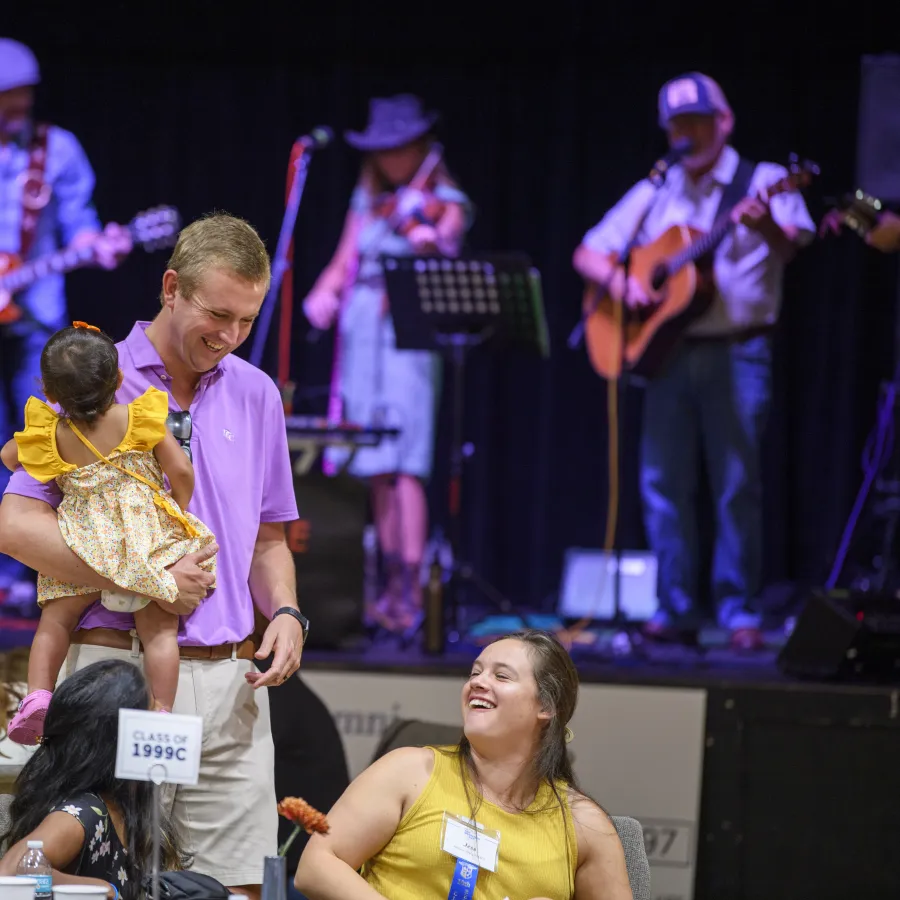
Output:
(17, 840), (52, 899)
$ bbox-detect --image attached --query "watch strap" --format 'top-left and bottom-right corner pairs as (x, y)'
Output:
(273, 606), (309, 642)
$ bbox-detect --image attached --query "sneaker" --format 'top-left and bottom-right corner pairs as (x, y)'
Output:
(7, 689), (53, 745)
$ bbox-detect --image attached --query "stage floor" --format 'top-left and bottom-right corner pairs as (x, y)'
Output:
(0, 608), (871, 689)
(300, 623), (796, 688)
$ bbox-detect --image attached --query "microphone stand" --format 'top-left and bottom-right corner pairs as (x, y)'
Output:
(250, 140), (318, 370)
(608, 190), (661, 655)
(588, 167), (671, 656)
(566, 144), (687, 656)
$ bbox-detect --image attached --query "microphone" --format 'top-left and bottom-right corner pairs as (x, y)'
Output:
(298, 126), (334, 150)
(649, 138), (693, 186)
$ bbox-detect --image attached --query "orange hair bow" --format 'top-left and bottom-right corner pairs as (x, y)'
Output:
(72, 321), (101, 333)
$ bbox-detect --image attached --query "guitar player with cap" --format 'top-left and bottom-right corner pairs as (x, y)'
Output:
(0, 37), (131, 612)
(573, 72), (815, 651)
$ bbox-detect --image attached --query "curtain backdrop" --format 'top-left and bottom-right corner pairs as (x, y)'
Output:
(7, 3), (899, 613)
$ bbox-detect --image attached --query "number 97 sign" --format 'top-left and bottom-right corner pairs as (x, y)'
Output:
(115, 708), (203, 786)
(641, 820), (692, 867)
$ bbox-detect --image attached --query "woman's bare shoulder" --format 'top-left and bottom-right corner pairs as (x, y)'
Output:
(567, 788), (619, 837)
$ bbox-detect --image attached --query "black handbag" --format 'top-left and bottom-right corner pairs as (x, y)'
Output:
(140, 871), (231, 900)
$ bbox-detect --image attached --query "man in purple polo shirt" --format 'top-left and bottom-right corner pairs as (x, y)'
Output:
(0, 213), (305, 899)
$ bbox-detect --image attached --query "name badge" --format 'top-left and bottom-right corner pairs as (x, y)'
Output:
(441, 812), (500, 873)
(115, 708), (203, 785)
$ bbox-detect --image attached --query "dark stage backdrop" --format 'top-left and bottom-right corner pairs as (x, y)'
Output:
(6, 3), (899, 614)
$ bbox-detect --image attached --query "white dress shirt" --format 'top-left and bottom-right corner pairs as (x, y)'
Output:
(582, 145), (816, 337)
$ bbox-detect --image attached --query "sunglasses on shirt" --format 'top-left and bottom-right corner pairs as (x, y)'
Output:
(166, 411), (193, 463)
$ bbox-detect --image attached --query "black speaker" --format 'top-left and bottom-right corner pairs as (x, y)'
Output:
(777, 590), (900, 680)
(288, 471), (369, 649)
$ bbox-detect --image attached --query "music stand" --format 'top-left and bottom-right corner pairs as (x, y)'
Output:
(382, 253), (549, 643)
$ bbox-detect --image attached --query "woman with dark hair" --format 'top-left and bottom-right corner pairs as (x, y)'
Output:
(303, 94), (472, 636)
(0, 658), (181, 898)
(295, 630), (632, 900)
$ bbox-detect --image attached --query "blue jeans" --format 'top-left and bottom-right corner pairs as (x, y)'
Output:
(640, 334), (772, 629)
(0, 322), (54, 587)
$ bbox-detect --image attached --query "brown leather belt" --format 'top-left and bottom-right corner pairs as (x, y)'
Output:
(72, 627), (259, 661)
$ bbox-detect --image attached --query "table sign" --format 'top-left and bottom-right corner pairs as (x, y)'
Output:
(114, 709), (204, 900)
(115, 708), (203, 786)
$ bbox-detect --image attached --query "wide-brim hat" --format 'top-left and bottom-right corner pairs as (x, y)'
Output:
(345, 94), (439, 152)
(0, 38), (40, 93)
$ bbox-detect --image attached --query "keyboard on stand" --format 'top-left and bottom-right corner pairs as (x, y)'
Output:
(284, 416), (401, 475)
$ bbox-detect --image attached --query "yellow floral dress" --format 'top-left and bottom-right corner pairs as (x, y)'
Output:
(14, 386), (216, 609)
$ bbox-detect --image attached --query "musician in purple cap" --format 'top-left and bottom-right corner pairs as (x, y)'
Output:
(303, 94), (473, 637)
(573, 72), (816, 651)
(0, 37), (131, 610)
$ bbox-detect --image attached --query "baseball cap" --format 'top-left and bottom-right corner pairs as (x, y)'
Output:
(658, 72), (731, 128)
(0, 38), (40, 93)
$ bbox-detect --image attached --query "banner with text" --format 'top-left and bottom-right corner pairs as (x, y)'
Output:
(302, 670), (706, 900)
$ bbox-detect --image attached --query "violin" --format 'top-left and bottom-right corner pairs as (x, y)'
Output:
(372, 142), (447, 238)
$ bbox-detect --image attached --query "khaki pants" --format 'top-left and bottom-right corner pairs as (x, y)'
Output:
(65, 640), (278, 886)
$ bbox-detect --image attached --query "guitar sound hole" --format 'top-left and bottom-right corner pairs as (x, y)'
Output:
(650, 264), (668, 292)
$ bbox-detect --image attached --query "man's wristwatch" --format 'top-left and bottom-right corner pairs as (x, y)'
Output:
(273, 607), (309, 645)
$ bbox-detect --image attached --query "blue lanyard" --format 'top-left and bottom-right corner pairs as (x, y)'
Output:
(447, 857), (479, 900)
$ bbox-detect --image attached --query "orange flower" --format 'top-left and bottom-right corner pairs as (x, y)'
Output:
(72, 321), (101, 333)
(277, 797), (330, 836)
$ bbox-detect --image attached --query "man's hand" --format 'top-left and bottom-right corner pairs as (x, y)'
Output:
(867, 210), (900, 254)
(246, 613), (304, 689)
(732, 192), (799, 262)
(607, 265), (652, 308)
(731, 194), (773, 231)
(72, 222), (133, 270)
(157, 543), (218, 615)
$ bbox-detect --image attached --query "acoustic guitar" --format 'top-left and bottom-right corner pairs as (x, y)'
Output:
(0, 206), (181, 325)
(581, 157), (819, 380)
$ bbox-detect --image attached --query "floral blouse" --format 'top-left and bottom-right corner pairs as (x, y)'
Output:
(50, 793), (129, 892)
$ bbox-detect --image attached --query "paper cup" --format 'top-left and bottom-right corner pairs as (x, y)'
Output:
(51, 888), (110, 897)
(0, 876), (37, 900)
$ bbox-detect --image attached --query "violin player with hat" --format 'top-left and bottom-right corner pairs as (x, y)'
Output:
(303, 94), (474, 638)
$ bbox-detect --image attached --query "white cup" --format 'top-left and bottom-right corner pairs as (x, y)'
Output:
(0, 876), (37, 900)
(51, 889), (110, 897)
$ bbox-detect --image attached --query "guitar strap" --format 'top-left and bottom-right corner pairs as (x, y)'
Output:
(19, 122), (51, 260)
(713, 156), (757, 223)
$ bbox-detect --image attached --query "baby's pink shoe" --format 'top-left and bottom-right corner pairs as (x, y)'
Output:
(7, 690), (53, 745)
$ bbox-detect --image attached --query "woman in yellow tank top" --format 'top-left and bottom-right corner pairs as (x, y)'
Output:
(296, 630), (632, 900)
